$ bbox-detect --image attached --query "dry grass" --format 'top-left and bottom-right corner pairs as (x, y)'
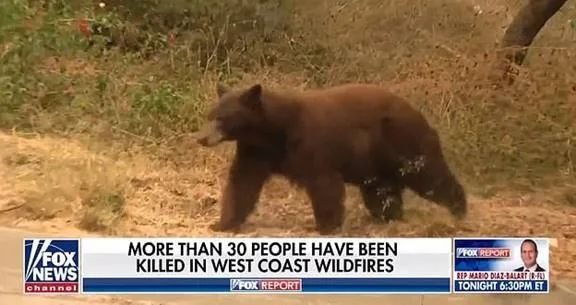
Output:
(1, 129), (574, 281)
(0, 131), (129, 233)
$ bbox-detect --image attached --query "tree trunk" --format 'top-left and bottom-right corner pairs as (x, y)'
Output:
(495, 0), (568, 84)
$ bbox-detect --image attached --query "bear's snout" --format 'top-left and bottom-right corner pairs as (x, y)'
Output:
(196, 132), (225, 147)
(196, 121), (226, 147)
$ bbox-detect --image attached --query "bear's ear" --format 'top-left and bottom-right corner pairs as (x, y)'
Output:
(241, 84), (263, 110)
(246, 84), (262, 98)
(216, 83), (230, 98)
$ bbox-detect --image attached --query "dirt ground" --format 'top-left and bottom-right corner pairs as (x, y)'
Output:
(0, 130), (575, 304)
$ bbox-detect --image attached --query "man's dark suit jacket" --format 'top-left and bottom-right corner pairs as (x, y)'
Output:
(514, 264), (545, 272)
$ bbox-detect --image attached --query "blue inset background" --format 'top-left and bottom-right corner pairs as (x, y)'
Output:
(24, 239), (79, 283)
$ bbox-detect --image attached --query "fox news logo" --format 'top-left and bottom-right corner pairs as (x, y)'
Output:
(230, 279), (302, 292)
(23, 239), (80, 294)
(456, 247), (511, 259)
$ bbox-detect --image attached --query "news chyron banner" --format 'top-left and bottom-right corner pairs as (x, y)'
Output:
(24, 237), (451, 294)
(453, 237), (550, 293)
(22, 237), (549, 295)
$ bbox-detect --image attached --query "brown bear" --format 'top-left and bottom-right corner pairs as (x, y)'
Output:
(196, 83), (467, 234)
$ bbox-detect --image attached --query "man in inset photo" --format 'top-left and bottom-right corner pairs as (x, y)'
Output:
(514, 239), (545, 272)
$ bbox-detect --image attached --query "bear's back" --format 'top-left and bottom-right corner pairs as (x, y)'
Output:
(289, 84), (428, 132)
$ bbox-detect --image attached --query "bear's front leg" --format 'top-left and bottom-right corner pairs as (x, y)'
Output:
(303, 172), (346, 235)
(210, 146), (272, 233)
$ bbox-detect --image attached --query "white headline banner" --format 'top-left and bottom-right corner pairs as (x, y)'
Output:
(81, 237), (452, 278)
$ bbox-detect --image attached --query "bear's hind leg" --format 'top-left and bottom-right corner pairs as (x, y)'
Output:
(360, 178), (404, 222)
(303, 173), (346, 235)
(413, 174), (467, 220)
(404, 161), (467, 220)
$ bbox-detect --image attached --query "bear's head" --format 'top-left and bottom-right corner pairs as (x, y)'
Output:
(196, 83), (265, 147)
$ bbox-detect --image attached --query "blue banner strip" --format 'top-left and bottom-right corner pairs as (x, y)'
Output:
(83, 277), (450, 293)
(454, 280), (548, 292)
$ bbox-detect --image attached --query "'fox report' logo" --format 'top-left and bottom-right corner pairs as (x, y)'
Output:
(23, 239), (80, 294)
(230, 279), (302, 292)
(456, 247), (511, 258)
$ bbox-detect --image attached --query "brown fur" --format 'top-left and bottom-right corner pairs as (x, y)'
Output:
(196, 83), (468, 234)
